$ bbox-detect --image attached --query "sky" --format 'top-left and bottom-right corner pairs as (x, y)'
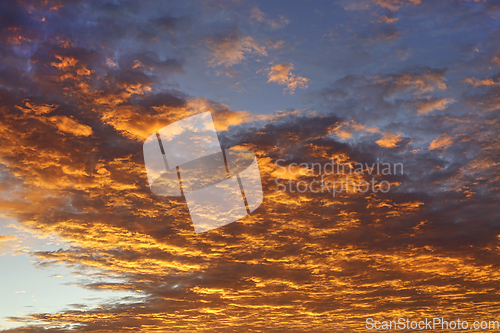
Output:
(0, 0), (500, 331)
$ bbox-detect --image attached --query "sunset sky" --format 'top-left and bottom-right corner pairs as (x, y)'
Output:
(1, 0), (500, 331)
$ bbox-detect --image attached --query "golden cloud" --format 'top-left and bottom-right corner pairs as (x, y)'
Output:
(206, 35), (267, 67)
(429, 135), (453, 150)
(463, 77), (500, 87)
(375, 132), (402, 148)
(412, 97), (455, 114)
(264, 63), (309, 94)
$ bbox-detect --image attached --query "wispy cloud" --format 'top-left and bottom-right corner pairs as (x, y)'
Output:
(375, 132), (403, 148)
(206, 34), (267, 67)
(429, 135), (453, 150)
(410, 97), (455, 114)
(250, 6), (290, 29)
(263, 63), (309, 94)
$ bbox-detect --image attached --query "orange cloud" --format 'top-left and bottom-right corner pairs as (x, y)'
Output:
(16, 101), (57, 115)
(412, 97), (455, 114)
(376, 132), (403, 148)
(264, 63), (309, 94)
(463, 77), (500, 87)
(94, 95), (253, 142)
(332, 120), (381, 140)
(429, 135), (453, 150)
(394, 72), (447, 93)
(344, 0), (420, 11)
(250, 6), (290, 29)
(206, 35), (267, 67)
(378, 15), (399, 23)
(0, 235), (16, 250)
(51, 55), (78, 69)
(47, 115), (93, 137)
(15, 101), (93, 136)
(371, 68), (448, 101)
(374, 0), (421, 11)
